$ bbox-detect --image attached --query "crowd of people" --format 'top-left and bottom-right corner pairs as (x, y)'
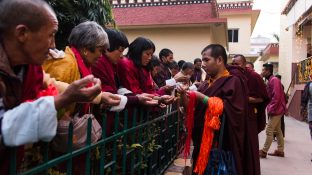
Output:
(0, 0), (289, 175)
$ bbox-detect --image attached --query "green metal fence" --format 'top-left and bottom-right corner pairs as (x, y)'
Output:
(8, 103), (185, 175)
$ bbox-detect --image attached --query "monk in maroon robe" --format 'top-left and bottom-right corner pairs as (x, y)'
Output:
(232, 54), (269, 175)
(179, 44), (248, 175)
(153, 48), (174, 88)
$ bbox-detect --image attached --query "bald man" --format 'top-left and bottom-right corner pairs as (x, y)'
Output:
(232, 54), (269, 175)
(0, 0), (103, 173)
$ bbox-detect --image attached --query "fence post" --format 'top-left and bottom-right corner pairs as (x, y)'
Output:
(122, 110), (128, 175)
(9, 147), (17, 175)
(85, 118), (92, 175)
(66, 123), (73, 175)
(100, 112), (107, 175)
(42, 142), (49, 175)
(112, 112), (119, 175)
(130, 109), (137, 175)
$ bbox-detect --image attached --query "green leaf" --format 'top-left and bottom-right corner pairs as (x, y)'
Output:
(45, 0), (115, 49)
(131, 143), (143, 149)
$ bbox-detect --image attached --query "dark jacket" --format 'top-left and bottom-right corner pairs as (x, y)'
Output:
(0, 44), (24, 174)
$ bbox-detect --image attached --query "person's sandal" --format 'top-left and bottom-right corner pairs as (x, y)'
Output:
(268, 150), (285, 157)
(259, 150), (267, 158)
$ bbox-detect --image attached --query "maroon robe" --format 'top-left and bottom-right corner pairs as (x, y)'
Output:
(244, 68), (269, 175)
(191, 68), (202, 83)
(91, 55), (141, 135)
(92, 56), (118, 93)
(22, 65), (45, 101)
(92, 55), (139, 104)
(245, 68), (269, 133)
(153, 62), (171, 88)
(193, 71), (248, 175)
(117, 57), (165, 95)
(227, 65), (269, 175)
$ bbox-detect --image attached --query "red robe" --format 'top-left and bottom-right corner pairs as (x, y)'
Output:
(92, 55), (118, 93)
(22, 65), (45, 101)
(193, 66), (248, 175)
(117, 57), (165, 95)
(92, 55), (140, 104)
(92, 56), (140, 135)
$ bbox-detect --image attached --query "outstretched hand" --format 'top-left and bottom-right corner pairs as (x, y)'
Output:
(55, 75), (102, 109)
(101, 92), (121, 106)
(159, 95), (175, 105)
(137, 93), (159, 106)
(174, 75), (189, 83)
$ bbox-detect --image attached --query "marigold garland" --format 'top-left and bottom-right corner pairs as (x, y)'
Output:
(183, 91), (224, 175)
(193, 97), (223, 175)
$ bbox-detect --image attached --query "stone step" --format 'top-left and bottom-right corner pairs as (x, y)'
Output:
(165, 147), (193, 175)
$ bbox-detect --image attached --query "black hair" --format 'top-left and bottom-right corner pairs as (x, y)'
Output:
(233, 54), (246, 63)
(159, 48), (173, 61)
(169, 60), (179, 70)
(201, 44), (228, 65)
(127, 37), (155, 67)
(275, 74), (282, 80)
(178, 60), (186, 70)
(263, 63), (273, 74)
(150, 55), (161, 69)
(246, 61), (254, 68)
(182, 62), (194, 71)
(194, 58), (202, 64)
(105, 28), (129, 52)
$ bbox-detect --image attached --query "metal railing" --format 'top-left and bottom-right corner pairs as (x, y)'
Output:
(8, 103), (185, 175)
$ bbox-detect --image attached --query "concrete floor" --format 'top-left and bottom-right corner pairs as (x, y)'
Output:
(165, 116), (312, 175)
(259, 116), (312, 175)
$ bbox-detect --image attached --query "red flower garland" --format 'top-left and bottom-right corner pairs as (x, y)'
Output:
(183, 91), (196, 160)
(25, 84), (59, 102)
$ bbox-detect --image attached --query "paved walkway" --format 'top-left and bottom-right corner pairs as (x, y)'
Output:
(259, 116), (312, 175)
(165, 116), (312, 175)
(164, 147), (192, 175)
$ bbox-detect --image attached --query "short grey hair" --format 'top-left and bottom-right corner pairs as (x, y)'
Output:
(68, 21), (109, 52)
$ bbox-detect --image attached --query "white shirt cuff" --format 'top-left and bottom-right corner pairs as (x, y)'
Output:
(189, 84), (198, 91)
(166, 78), (177, 87)
(109, 95), (128, 112)
(2, 96), (57, 146)
(117, 88), (133, 95)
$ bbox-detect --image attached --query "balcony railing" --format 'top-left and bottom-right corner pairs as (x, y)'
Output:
(217, 1), (253, 10)
(7, 103), (185, 175)
(111, 0), (211, 8)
